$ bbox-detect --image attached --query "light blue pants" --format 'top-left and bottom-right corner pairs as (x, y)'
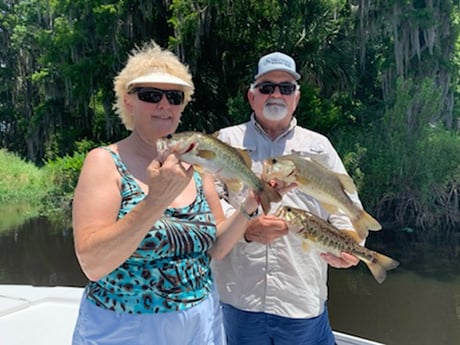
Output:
(72, 287), (226, 345)
(221, 303), (335, 345)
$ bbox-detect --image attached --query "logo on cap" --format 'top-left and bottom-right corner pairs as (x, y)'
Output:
(254, 52), (301, 80)
(263, 56), (294, 69)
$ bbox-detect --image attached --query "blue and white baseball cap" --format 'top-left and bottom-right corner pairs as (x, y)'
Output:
(254, 52), (301, 80)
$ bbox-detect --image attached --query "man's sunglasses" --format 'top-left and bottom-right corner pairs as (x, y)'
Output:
(129, 87), (185, 105)
(254, 82), (298, 95)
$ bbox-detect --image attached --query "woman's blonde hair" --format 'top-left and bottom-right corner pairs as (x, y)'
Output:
(113, 41), (194, 130)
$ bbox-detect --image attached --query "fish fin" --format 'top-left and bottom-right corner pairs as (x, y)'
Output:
(321, 202), (339, 214)
(193, 164), (205, 174)
(365, 252), (400, 284)
(295, 174), (310, 185)
(236, 149), (253, 168)
(305, 154), (329, 167)
(210, 130), (252, 167)
(225, 179), (244, 192)
(352, 210), (382, 240)
(337, 173), (357, 194)
(360, 210), (382, 231)
(257, 182), (282, 214)
(195, 149), (217, 160)
(341, 229), (362, 243)
(301, 241), (309, 251)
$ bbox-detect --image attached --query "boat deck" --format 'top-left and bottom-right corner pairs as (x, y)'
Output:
(0, 285), (384, 345)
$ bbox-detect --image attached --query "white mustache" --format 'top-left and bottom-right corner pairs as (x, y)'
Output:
(266, 99), (286, 106)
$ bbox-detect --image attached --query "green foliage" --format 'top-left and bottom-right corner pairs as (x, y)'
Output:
(373, 78), (443, 194)
(42, 139), (97, 212)
(329, 75), (459, 235)
(0, 140), (95, 217)
(0, 149), (51, 204)
(1, 0), (460, 236)
(340, 143), (367, 192)
(44, 152), (85, 195)
(226, 91), (252, 125)
(335, 120), (460, 236)
(295, 84), (353, 133)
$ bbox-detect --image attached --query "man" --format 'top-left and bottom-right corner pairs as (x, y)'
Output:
(212, 52), (361, 345)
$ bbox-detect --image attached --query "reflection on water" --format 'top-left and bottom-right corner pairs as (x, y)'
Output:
(0, 216), (86, 286)
(0, 203), (40, 232)
(328, 227), (460, 345)
(0, 215), (459, 345)
(329, 267), (460, 345)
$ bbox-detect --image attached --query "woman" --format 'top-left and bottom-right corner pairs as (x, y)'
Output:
(71, 41), (259, 345)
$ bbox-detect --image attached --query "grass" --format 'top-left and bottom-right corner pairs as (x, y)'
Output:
(0, 149), (52, 204)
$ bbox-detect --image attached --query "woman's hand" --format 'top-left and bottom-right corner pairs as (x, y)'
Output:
(144, 153), (194, 206)
(268, 178), (298, 195)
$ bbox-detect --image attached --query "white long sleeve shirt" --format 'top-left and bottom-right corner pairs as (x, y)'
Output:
(212, 114), (363, 319)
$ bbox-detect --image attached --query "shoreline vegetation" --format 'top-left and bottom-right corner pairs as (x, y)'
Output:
(1, 130), (458, 236)
(0, 148), (80, 230)
(1, 140), (458, 272)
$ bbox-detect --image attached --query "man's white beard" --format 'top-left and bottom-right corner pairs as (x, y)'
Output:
(262, 100), (288, 121)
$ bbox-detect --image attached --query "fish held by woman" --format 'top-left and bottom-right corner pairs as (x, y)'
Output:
(275, 205), (399, 284)
(262, 154), (381, 240)
(157, 131), (281, 214)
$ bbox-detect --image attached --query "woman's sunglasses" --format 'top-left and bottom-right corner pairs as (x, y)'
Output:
(254, 82), (298, 95)
(129, 87), (185, 105)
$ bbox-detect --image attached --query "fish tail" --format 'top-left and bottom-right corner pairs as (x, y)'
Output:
(366, 252), (400, 284)
(361, 210), (382, 230)
(258, 182), (282, 214)
(352, 210), (382, 240)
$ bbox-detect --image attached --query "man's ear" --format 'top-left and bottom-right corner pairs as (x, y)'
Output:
(247, 88), (256, 107)
(292, 90), (301, 111)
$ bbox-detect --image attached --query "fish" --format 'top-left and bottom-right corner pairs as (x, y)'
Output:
(261, 154), (381, 240)
(157, 131), (282, 214)
(275, 205), (399, 284)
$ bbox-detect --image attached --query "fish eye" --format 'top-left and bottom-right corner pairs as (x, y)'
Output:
(271, 158), (277, 163)
(166, 134), (173, 139)
(286, 207), (292, 212)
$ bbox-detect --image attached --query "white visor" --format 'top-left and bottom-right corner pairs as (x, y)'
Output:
(127, 72), (193, 90)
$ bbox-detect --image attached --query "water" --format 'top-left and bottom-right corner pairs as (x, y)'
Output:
(329, 268), (460, 344)
(0, 216), (86, 286)
(0, 215), (459, 345)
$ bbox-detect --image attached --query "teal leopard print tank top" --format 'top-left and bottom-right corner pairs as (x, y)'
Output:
(84, 147), (217, 314)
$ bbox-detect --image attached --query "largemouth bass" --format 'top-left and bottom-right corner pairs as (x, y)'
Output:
(262, 154), (381, 240)
(157, 131), (281, 214)
(275, 205), (399, 284)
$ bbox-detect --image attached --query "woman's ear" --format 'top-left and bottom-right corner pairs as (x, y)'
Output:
(124, 93), (134, 112)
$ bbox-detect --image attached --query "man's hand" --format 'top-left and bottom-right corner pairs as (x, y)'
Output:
(320, 252), (359, 268)
(244, 215), (289, 244)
